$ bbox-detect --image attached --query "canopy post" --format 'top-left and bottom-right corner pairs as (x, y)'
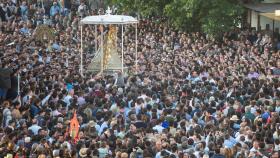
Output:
(135, 23), (138, 74)
(17, 73), (20, 95)
(101, 25), (104, 73)
(41, 0), (44, 9)
(121, 24), (124, 73)
(80, 25), (83, 77)
(95, 25), (97, 53)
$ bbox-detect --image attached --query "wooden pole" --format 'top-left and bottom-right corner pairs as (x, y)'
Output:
(135, 23), (138, 73)
(121, 24), (124, 73)
(80, 25), (83, 77)
(101, 25), (104, 73)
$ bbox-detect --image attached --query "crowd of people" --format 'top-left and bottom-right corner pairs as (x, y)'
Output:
(0, 0), (280, 158)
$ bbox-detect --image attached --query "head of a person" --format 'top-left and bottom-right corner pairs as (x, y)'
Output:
(155, 141), (162, 151)
(121, 152), (128, 158)
(253, 140), (259, 149)
(271, 151), (279, 158)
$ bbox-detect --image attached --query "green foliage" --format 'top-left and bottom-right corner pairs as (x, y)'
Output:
(164, 0), (244, 38)
(164, 0), (208, 32)
(200, 0), (244, 38)
(105, 0), (172, 17)
(106, 0), (244, 38)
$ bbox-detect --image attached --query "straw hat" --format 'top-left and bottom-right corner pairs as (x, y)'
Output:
(88, 120), (96, 128)
(4, 154), (13, 158)
(79, 148), (88, 157)
(230, 115), (239, 121)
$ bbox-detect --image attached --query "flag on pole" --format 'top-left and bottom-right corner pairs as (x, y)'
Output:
(69, 110), (80, 143)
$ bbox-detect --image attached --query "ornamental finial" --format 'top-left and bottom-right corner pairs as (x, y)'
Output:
(105, 6), (112, 15)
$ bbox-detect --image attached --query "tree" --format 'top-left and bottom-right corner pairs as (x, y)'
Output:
(105, 0), (172, 17)
(200, 0), (244, 38)
(164, 0), (244, 38)
(106, 0), (244, 38)
(164, 0), (207, 32)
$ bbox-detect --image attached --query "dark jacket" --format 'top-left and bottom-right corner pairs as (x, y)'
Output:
(211, 154), (226, 158)
(0, 6), (6, 21)
(0, 68), (13, 89)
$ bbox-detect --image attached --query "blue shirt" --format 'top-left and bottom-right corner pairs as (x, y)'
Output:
(16, 44), (21, 53)
(124, 107), (130, 118)
(50, 5), (60, 16)
(223, 139), (235, 148)
(186, 74), (201, 83)
(277, 42), (280, 50)
(66, 83), (73, 91)
(233, 123), (240, 129)
(61, 8), (69, 16)
(191, 108), (200, 117)
(20, 5), (28, 16)
(20, 27), (29, 35)
(30, 104), (40, 118)
(262, 112), (270, 120)
(52, 43), (61, 51)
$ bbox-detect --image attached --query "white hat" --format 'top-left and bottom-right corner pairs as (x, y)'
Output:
(53, 150), (60, 157)
(117, 88), (123, 95)
(24, 137), (31, 143)
(209, 96), (215, 102)
(230, 115), (239, 121)
(57, 117), (64, 123)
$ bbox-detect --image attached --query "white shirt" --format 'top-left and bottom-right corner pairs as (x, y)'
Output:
(51, 109), (61, 117)
(250, 147), (258, 152)
(276, 106), (280, 113)
(3, 108), (12, 127)
(138, 94), (148, 101)
(22, 95), (32, 105)
(153, 125), (164, 133)
(63, 95), (72, 107)
(28, 124), (42, 135)
(77, 96), (86, 106)
(99, 122), (108, 136)
(274, 144), (280, 151)
(250, 106), (257, 115)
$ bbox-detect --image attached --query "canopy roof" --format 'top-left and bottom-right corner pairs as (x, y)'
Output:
(81, 15), (138, 25)
(260, 13), (280, 21)
(244, 3), (280, 13)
